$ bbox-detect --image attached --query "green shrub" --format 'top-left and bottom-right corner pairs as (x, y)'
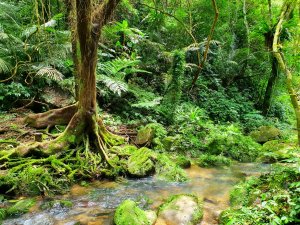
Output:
(0, 82), (31, 110)
(196, 154), (231, 167)
(155, 154), (188, 182)
(220, 165), (300, 224)
(170, 103), (213, 155)
(160, 50), (185, 124)
(207, 124), (261, 162)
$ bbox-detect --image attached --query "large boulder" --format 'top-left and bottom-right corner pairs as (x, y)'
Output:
(250, 126), (281, 143)
(127, 147), (155, 177)
(114, 200), (152, 225)
(156, 195), (203, 225)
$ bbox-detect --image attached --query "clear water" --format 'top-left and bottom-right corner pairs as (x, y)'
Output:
(3, 163), (272, 225)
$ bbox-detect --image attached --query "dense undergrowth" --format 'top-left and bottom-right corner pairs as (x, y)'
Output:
(0, 0), (299, 224)
(220, 162), (300, 225)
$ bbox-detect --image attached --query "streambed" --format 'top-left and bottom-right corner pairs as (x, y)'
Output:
(3, 163), (271, 225)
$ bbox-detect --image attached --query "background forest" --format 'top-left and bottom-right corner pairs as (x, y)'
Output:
(0, 0), (299, 224)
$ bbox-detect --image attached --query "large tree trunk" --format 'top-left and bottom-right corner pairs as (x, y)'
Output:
(16, 0), (123, 162)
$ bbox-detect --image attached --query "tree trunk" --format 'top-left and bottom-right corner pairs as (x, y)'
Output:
(16, 0), (124, 161)
(272, 0), (300, 145)
(262, 56), (279, 115)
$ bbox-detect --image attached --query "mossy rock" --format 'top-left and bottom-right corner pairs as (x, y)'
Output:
(136, 123), (167, 146)
(155, 154), (188, 182)
(250, 126), (281, 143)
(40, 200), (73, 210)
(171, 155), (191, 168)
(157, 194), (203, 225)
(136, 126), (154, 145)
(162, 136), (177, 151)
(196, 154), (231, 168)
(127, 147), (155, 177)
(259, 140), (298, 163)
(110, 145), (138, 156)
(114, 200), (151, 225)
(207, 134), (261, 162)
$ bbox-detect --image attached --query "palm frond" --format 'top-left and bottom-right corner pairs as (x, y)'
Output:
(0, 58), (11, 74)
(98, 74), (128, 96)
(36, 67), (64, 81)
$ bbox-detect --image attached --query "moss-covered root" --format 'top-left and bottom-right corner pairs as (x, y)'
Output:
(14, 132), (73, 157)
(114, 200), (152, 225)
(25, 104), (78, 129)
(157, 194), (203, 225)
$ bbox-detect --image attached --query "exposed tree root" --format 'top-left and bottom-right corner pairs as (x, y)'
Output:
(15, 110), (125, 165)
(24, 104), (78, 129)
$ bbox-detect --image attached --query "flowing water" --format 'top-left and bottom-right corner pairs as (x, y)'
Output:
(3, 163), (271, 225)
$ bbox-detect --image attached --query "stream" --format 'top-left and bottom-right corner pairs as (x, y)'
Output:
(3, 163), (271, 225)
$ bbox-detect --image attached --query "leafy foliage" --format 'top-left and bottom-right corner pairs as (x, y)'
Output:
(220, 164), (300, 225)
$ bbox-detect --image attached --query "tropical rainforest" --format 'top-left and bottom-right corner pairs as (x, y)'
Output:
(0, 0), (299, 224)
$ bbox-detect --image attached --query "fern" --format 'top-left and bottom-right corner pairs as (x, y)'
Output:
(97, 58), (150, 80)
(132, 97), (162, 109)
(0, 58), (11, 74)
(96, 58), (150, 96)
(36, 67), (64, 81)
(97, 75), (128, 96)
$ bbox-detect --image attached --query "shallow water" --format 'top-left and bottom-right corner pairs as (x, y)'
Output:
(3, 163), (272, 225)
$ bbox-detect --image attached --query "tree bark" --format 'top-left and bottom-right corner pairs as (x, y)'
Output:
(272, 0), (300, 145)
(17, 0), (124, 162)
(262, 56), (278, 115)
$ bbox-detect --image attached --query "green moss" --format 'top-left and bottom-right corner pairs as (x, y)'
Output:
(249, 126), (281, 143)
(207, 125), (261, 162)
(110, 145), (138, 156)
(40, 200), (73, 210)
(127, 147), (155, 177)
(196, 154), (231, 168)
(171, 155), (191, 168)
(7, 198), (36, 216)
(155, 154), (188, 182)
(136, 123), (167, 147)
(114, 200), (150, 225)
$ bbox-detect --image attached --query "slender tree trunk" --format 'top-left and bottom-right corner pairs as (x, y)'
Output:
(262, 56), (278, 115)
(272, 0), (300, 145)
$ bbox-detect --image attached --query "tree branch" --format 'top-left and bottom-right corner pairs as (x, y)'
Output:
(190, 0), (219, 91)
(92, 0), (121, 39)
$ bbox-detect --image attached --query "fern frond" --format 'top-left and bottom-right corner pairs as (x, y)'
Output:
(0, 58), (11, 74)
(36, 67), (64, 81)
(97, 58), (150, 79)
(97, 74), (128, 96)
(132, 97), (162, 109)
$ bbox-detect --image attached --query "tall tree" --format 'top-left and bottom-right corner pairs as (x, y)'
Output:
(272, 0), (300, 145)
(16, 0), (124, 162)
